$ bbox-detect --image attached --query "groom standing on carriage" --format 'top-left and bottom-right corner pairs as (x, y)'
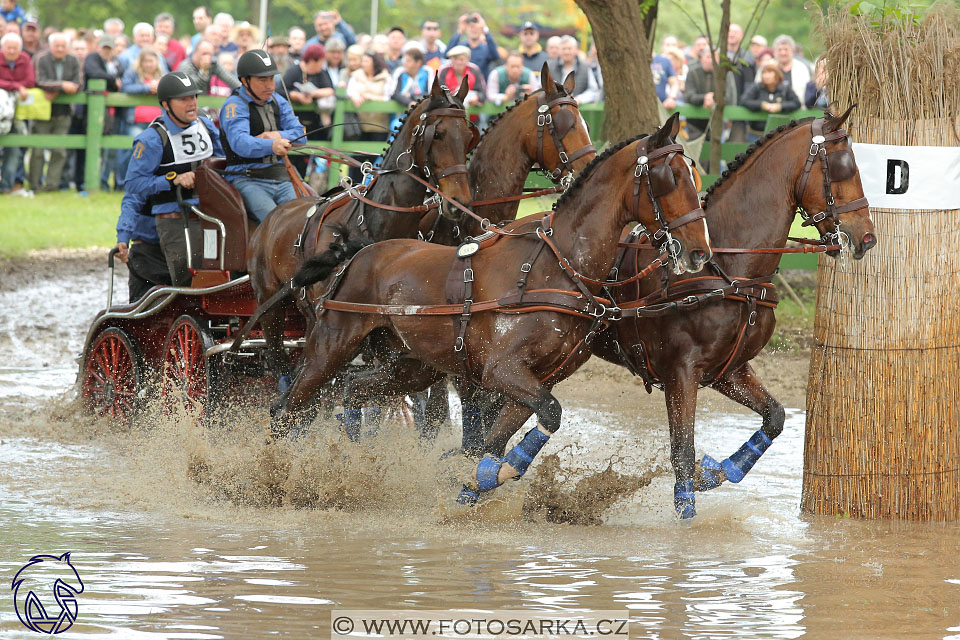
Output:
(219, 49), (306, 224)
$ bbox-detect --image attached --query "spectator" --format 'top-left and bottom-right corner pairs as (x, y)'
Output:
(587, 41), (602, 92)
(371, 33), (389, 56)
(65, 36), (89, 190)
(190, 6), (212, 51)
(103, 17), (125, 38)
(214, 13), (236, 54)
(208, 51), (235, 96)
(202, 24), (222, 50)
(121, 47), (163, 138)
(650, 47), (678, 109)
(323, 36), (347, 89)
(113, 34), (129, 58)
(389, 46), (431, 128)
(665, 49), (688, 95)
(4, 21), (18, 36)
(279, 43), (334, 174)
(544, 36), (561, 62)
(0, 32), (33, 195)
(20, 19), (41, 57)
(120, 23), (169, 72)
(288, 27), (306, 62)
(772, 34), (810, 104)
(30, 32), (80, 191)
(155, 13), (186, 71)
(0, 0), (25, 27)
(347, 50), (391, 137)
(686, 34), (709, 65)
(741, 61), (800, 139)
(683, 48), (737, 139)
(0, 16), (6, 33)
(177, 39), (239, 95)
(231, 21), (259, 57)
(345, 44), (363, 77)
(418, 19), (445, 70)
(85, 35), (124, 191)
(486, 51), (538, 106)
(447, 12), (499, 78)
(661, 34), (680, 56)
(726, 23), (754, 95)
(306, 10), (356, 49)
(267, 36), (293, 73)
(438, 45), (484, 107)
(548, 35), (600, 104)
(518, 22), (548, 71)
(753, 47), (774, 80)
(748, 34), (768, 62)
(384, 26), (405, 72)
(805, 57), (829, 109)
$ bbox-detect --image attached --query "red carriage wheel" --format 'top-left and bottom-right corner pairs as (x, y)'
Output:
(161, 315), (218, 414)
(81, 328), (144, 428)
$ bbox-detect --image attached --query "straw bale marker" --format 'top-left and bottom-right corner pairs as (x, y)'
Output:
(802, 7), (960, 520)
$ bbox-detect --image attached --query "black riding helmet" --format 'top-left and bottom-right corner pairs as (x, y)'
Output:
(237, 49), (278, 78)
(157, 71), (202, 104)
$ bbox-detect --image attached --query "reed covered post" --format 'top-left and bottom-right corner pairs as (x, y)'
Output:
(802, 6), (960, 520)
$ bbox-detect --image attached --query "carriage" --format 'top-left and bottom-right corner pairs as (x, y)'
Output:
(78, 159), (308, 427)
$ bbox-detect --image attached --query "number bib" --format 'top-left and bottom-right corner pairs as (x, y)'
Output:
(168, 121), (214, 164)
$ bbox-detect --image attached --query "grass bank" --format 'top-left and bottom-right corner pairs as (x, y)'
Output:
(0, 191), (122, 258)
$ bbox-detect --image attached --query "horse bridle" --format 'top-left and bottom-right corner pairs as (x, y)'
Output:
(535, 91), (597, 184)
(393, 98), (472, 193)
(632, 139), (706, 272)
(794, 118), (869, 247)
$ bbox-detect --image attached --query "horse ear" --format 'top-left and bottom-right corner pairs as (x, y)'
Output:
(823, 103), (856, 133)
(541, 61), (555, 94)
(430, 71), (443, 98)
(650, 112), (680, 148)
(455, 74), (470, 102)
(59, 552), (71, 562)
(562, 71), (576, 95)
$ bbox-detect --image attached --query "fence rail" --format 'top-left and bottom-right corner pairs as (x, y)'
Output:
(0, 79), (824, 267)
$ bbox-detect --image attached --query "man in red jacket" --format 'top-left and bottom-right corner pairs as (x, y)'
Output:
(0, 31), (34, 195)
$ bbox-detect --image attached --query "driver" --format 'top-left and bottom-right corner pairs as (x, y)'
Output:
(219, 49), (305, 223)
(124, 71), (224, 286)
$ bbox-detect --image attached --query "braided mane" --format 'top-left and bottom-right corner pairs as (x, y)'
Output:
(552, 132), (649, 211)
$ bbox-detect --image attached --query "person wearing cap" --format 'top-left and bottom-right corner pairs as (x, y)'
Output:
(418, 20), (445, 70)
(267, 35), (293, 73)
(20, 18), (40, 57)
(124, 71), (224, 285)
(176, 38), (240, 95)
(219, 49), (305, 223)
(437, 45), (484, 107)
(748, 35), (768, 65)
(231, 21), (259, 57)
(384, 26), (405, 72)
(517, 21), (548, 72)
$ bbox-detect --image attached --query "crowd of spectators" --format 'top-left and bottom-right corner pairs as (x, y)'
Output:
(0, 0), (824, 196)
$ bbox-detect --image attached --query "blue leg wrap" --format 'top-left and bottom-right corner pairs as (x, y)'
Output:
(364, 406), (382, 425)
(476, 454), (503, 493)
(456, 485), (479, 505)
(337, 408), (362, 442)
(698, 455), (725, 491)
(502, 427), (550, 477)
(721, 429), (772, 483)
(277, 376), (292, 393)
(674, 479), (696, 519)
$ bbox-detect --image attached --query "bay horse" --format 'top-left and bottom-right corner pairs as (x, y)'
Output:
(245, 77), (475, 380)
(273, 115), (712, 507)
(591, 107), (878, 518)
(407, 63), (597, 437)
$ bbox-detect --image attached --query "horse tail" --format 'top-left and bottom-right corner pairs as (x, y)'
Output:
(291, 226), (372, 289)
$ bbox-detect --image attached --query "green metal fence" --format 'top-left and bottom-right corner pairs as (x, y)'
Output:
(0, 78), (824, 267)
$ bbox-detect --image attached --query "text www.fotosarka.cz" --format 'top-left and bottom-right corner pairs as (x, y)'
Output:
(330, 610), (631, 639)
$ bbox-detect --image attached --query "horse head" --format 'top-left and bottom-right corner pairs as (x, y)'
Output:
(397, 73), (474, 222)
(629, 113), (712, 273)
(795, 104), (878, 259)
(12, 553), (84, 633)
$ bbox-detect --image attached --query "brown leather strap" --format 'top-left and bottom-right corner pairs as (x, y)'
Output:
(665, 207), (706, 231)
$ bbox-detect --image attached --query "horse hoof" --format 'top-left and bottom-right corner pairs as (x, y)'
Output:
(476, 454), (503, 493)
(277, 375), (292, 393)
(695, 455), (726, 491)
(456, 485), (479, 506)
(674, 480), (696, 519)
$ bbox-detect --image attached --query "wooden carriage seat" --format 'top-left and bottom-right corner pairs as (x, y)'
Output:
(196, 158), (249, 272)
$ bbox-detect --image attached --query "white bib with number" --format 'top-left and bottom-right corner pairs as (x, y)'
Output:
(168, 121), (214, 165)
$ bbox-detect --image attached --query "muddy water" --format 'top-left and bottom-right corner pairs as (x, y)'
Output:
(1, 258), (959, 639)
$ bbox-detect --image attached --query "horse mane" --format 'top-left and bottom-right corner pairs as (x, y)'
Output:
(552, 132), (650, 211)
(702, 117), (815, 207)
(291, 225), (372, 289)
(382, 89), (466, 162)
(472, 82), (569, 156)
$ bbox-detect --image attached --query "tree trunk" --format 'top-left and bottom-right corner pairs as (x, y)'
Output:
(709, 0), (731, 171)
(575, 0), (660, 142)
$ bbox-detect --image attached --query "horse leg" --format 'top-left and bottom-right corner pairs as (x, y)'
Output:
(421, 379), (451, 439)
(696, 363), (784, 490)
(340, 356), (442, 442)
(270, 316), (371, 440)
(261, 301), (293, 385)
(663, 371), (702, 519)
(456, 370), (560, 506)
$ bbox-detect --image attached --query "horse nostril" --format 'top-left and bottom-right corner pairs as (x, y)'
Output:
(690, 249), (706, 265)
(862, 233), (877, 248)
